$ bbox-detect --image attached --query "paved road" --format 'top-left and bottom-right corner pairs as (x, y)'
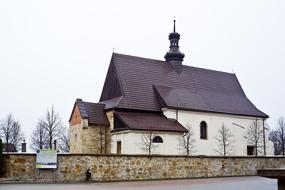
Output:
(0, 176), (277, 190)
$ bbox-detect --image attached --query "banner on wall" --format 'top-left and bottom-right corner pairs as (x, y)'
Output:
(36, 149), (57, 169)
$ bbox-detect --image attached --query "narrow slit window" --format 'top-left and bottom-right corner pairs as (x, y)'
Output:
(200, 121), (207, 139)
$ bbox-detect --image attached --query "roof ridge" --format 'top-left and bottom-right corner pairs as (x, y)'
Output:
(113, 52), (165, 63)
(113, 52), (234, 75)
(184, 64), (235, 76)
(81, 101), (105, 106)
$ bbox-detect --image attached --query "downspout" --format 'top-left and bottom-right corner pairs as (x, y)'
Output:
(263, 118), (266, 156)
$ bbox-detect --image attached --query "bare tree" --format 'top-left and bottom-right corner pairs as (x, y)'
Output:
(0, 114), (14, 151)
(215, 124), (234, 157)
(179, 124), (195, 156)
(57, 126), (70, 153)
(30, 120), (48, 151)
(39, 107), (64, 150)
(0, 139), (4, 176)
(140, 128), (158, 155)
(0, 113), (24, 152)
(247, 119), (263, 156)
(10, 121), (25, 151)
(31, 107), (69, 152)
(277, 117), (285, 156)
(94, 126), (111, 154)
(269, 130), (282, 155)
(269, 117), (285, 156)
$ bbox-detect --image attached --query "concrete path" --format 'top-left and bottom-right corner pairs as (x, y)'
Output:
(0, 176), (277, 190)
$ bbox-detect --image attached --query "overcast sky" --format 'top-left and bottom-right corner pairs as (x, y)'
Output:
(0, 0), (284, 150)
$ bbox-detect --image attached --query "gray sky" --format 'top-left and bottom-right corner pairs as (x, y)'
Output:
(0, 0), (284, 149)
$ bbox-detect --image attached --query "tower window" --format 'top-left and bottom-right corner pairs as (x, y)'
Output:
(152, 136), (163, 143)
(200, 121), (207, 139)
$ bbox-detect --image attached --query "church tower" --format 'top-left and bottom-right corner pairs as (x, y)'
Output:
(164, 20), (185, 73)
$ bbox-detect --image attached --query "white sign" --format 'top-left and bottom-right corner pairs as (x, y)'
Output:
(36, 150), (57, 169)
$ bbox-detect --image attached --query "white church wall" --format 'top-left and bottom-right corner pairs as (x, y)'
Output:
(163, 108), (274, 156)
(111, 131), (183, 155)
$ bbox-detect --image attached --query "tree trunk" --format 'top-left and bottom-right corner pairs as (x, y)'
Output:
(5, 136), (9, 152)
(255, 142), (258, 156)
(49, 140), (52, 149)
(223, 142), (226, 157)
(281, 129), (285, 157)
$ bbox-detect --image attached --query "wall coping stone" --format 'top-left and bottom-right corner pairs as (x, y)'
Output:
(3, 152), (284, 159)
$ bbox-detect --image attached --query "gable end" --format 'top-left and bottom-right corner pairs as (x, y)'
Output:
(100, 56), (123, 102)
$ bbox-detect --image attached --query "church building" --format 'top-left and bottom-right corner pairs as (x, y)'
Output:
(69, 21), (274, 156)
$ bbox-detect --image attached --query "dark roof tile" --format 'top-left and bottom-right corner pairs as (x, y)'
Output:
(114, 111), (188, 133)
(100, 53), (268, 118)
(70, 99), (109, 125)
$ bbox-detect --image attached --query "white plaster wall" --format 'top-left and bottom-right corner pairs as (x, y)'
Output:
(163, 109), (274, 156)
(111, 131), (183, 155)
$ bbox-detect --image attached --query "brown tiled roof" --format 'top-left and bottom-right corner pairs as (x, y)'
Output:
(69, 99), (109, 125)
(102, 97), (122, 110)
(154, 85), (267, 118)
(100, 53), (268, 118)
(113, 111), (188, 133)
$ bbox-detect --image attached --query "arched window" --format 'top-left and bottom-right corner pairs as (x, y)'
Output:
(152, 136), (163, 143)
(200, 121), (207, 139)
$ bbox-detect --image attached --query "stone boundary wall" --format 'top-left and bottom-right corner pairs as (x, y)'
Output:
(1, 153), (285, 182)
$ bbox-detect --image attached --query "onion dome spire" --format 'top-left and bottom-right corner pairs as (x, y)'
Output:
(164, 19), (185, 73)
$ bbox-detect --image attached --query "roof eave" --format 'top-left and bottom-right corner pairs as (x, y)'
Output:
(111, 128), (187, 133)
(164, 105), (269, 119)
